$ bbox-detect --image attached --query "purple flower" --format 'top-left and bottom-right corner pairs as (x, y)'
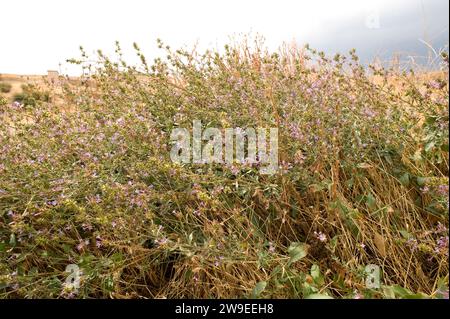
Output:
(438, 289), (449, 299)
(421, 186), (430, 194)
(314, 231), (327, 242)
(76, 239), (89, 251)
(406, 238), (418, 251)
(47, 200), (58, 206)
(429, 80), (441, 89)
(81, 223), (93, 231)
(288, 123), (303, 140)
(362, 107), (377, 119)
(436, 222), (448, 234)
(435, 236), (449, 256)
(95, 236), (103, 248)
(268, 242), (275, 253)
(353, 292), (364, 299)
(437, 185), (449, 197)
(12, 101), (22, 108)
(156, 237), (168, 246)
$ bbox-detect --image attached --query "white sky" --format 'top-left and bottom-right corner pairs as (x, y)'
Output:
(0, 0), (447, 75)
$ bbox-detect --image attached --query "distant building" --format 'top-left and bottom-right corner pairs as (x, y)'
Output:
(47, 70), (59, 83)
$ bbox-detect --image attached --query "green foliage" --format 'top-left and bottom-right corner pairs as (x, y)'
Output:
(13, 84), (50, 106)
(0, 82), (12, 93)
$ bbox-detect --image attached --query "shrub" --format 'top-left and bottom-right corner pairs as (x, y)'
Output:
(13, 84), (50, 106)
(0, 82), (12, 93)
(0, 39), (448, 299)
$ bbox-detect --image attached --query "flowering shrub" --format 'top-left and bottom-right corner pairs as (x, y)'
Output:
(0, 39), (448, 298)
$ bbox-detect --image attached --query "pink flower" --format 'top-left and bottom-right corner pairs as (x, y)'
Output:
(268, 242), (275, 253)
(156, 237), (168, 246)
(314, 231), (327, 242)
(421, 186), (430, 194)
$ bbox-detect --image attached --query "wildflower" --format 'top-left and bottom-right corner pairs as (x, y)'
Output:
(47, 200), (58, 206)
(268, 242), (275, 253)
(228, 165), (240, 175)
(76, 239), (90, 251)
(437, 184), (449, 197)
(212, 186), (224, 195)
(435, 236), (449, 256)
(353, 291), (364, 299)
(81, 223), (93, 231)
(437, 289), (449, 299)
(95, 236), (103, 248)
(12, 101), (22, 108)
(156, 237), (168, 246)
(294, 151), (305, 165)
(314, 231), (327, 242)
(436, 222), (448, 234)
(288, 123), (303, 140)
(429, 80), (442, 89)
(65, 292), (77, 299)
(420, 186), (430, 194)
(406, 238), (418, 251)
(280, 161), (293, 174)
(362, 107), (376, 119)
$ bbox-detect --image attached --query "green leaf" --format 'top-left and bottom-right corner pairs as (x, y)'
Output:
(399, 173), (410, 187)
(382, 286), (396, 299)
(251, 281), (267, 298)
(311, 264), (321, 281)
(416, 177), (427, 187)
(390, 285), (429, 299)
(425, 116), (437, 125)
(9, 233), (16, 246)
(311, 264), (324, 286)
(366, 193), (377, 211)
(287, 242), (308, 264)
(399, 230), (413, 240)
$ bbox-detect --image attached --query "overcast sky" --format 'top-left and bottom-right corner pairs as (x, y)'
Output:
(0, 0), (448, 75)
